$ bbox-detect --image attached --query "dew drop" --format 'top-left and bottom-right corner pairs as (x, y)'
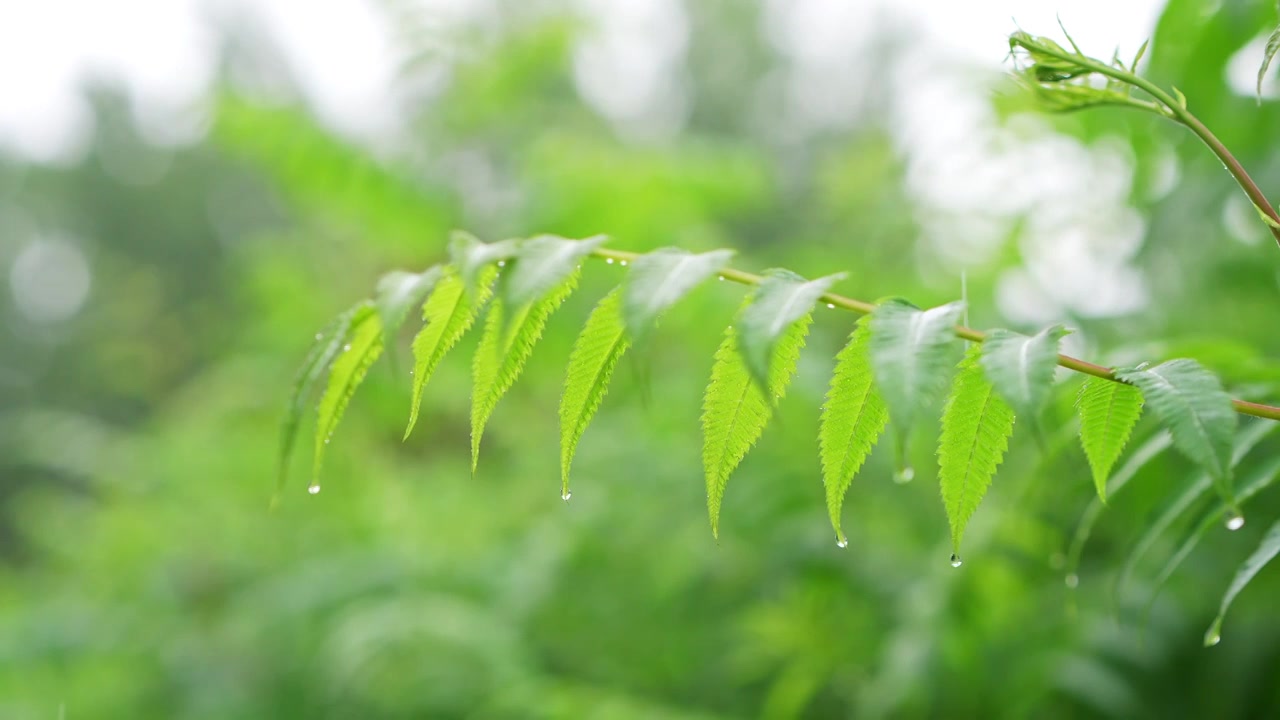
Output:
(718, 276), (725, 281)
(826, 303), (835, 309)
(950, 553), (963, 568)
(315, 333), (323, 340)
(606, 258), (615, 264)
(1065, 573), (1079, 589)
(342, 343), (352, 352)
(1206, 632), (1221, 647)
(497, 260), (506, 267)
(1225, 511), (1245, 531)
(620, 260), (628, 266)
(308, 483), (321, 495)
(836, 538), (848, 549)
(324, 437), (331, 445)
(894, 466), (915, 484)
(561, 490), (572, 502)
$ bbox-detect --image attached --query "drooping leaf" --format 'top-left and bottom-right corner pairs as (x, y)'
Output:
(375, 265), (443, 345)
(980, 325), (1068, 421)
(502, 234), (607, 308)
(471, 271), (581, 472)
(868, 299), (965, 450)
(938, 345), (1016, 556)
(449, 230), (518, 298)
(404, 267), (496, 440)
(703, 311), (811, 538)
(623, 247), (735, 341)
(1258, 14), (1280, 104)
(1116, 420), (1276, 603)
(560, 287), (631, 498)
(1147, 454), (1280, 612)
(1204, 518), (1280, 646)
(1065, 431), (1173, 583)
(1077, 377), (1145, 502)
(277, 307), (361, 498)
(1115, 360), (1237, 501)
(819, 318), (889, 545)
(313, 303), (383, 487)
(737, 269), (845, 394)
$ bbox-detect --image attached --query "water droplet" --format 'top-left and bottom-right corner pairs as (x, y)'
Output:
(619, 260), (628, 266)
(894, 466), (915, 484)
(315, 333), (323, 340)
(342, 343), (351, 352)
(826, 303), (835, 309)
(950, 553), (963, 568)
(324, 437), (331, 445)
(1065, 573), (1079, 589)
(836, 538), (848, 549)
(606, 258), (615, 264)
(1225, 511), (1245, 531)
(718, 276), (725, 281)
(497, 260), (506, 267)
(308, 483), (321, 495)
(561, 490), (572, 501)
(1206, 632), (1221, 646)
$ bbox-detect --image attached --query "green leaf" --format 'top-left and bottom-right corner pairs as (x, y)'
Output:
(404, 267), (496, 440)
(1116, 419), (1276, 603)
(1147, 454), (1280, 612)
(375, 265), (443, 345)
(819, 318), (889, 545)
(868, 299), (965, 450)
(313, 303), (383, 488)
(1258, 18), (1280, 104)
(502, 234), (607, 308)
(737, 269), (845, 393)
(979, 325), (1068, 421)
(276, 307), (362, 499)
(623, 247), (735, 341)
(1115, 359), (1237, 501)
(1076, 377), (1145, 502)
(1205, 518), (1280, 646)
(703, 311), (811, 538)
(938, 345), (1016, 556)
(560, 287), (631, 498)
(471, 270), (581, 472)
(449, 230), (518, 298)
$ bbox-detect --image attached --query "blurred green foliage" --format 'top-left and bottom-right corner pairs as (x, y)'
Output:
(3, 1), (1280, 718)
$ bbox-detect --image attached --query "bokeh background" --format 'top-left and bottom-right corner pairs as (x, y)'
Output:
(3, 0), (1280, 717)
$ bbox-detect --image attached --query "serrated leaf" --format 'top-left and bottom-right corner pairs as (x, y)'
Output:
(1205, 518), (1280, 646)
(1115, 359), (1237, 500)
(738, 269), (845, 394)
(503, 234), (607, 308)
(404, 267), (495, 440)
(868, 299), (965, 450)
(1077, 377), (1145, 502)
(314, 303), (383, 486)
(980, 325), (1068, 421)
(623, 247), (735, 341)
(1258, 20), (1280, 104)
(559, 287), (631, 498)
(277, 307), (362, 499)
(703, 312), (811, 538)
(471, 270), (581, 472)
(1117, 419), (1276, 603)
(938, 345), (1016, 555)
(449, 230), (518, 298)
(819, 318), (889, 544)
(375, 265), (443, 347)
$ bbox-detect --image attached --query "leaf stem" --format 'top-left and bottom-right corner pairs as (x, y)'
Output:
(590, 247), (1280, 422)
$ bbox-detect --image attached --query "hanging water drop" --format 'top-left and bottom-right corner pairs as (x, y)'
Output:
(950, 553), (963, 568)
(826, 303), (835, 309)
(1206, 632), (1222, 647)
(1065, 573), (1079, 589)
(1225, 510), (1245, 531)
(308, 483), (321, 495)
(561, 490), (572, 502)
(836, 537), (848, 549)
(894, 466), (915, 484)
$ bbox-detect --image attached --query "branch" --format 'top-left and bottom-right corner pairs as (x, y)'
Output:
(590, 247), (1280, 422)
